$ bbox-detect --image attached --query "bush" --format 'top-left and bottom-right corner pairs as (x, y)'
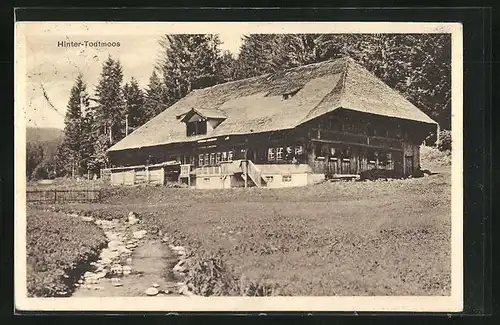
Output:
(438, 129), (452, 151)
(420, 145), (451, 167)
(359, 168), (400, 181)
(184, 253), (282, 296)
(184, 254), (241, 296)
(26, 209), (107, 297)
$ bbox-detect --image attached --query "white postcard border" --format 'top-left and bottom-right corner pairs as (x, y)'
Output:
(14, 21), (463, 312)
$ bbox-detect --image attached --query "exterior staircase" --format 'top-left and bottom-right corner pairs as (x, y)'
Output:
(240, 160), (267, 187)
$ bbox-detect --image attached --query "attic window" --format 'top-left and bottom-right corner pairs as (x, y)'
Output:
(186, 120), (207, 136)
(282, 88), (301, 100)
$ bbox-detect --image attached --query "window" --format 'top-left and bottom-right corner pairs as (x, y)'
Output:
(268, 148), (276, 161)
(342, 147), (352, 160)
(276, 147), (284, 160)
(265, 176), (274, 183)
(210, 153), (215, 165)
(216, 152), (221, 164)
(204, 153), (209, 166)
(315, 145), (326, 160)
(329, 147), (339, 160)
(203, 177), (210, 183)
(344, 122), (352, 132)
(282, 88), (300, 100)
(222, 151), (227, 162)
(379, 152), (392, 165)
(186, 120), (207, 136)
(282, 175), (292, 182)
(368, 150), (378, 163)
(190, 156), (196, 166)
(198, 154), (204, 167)
(228, 151), (234, 161)
(295, 145), (303, 155)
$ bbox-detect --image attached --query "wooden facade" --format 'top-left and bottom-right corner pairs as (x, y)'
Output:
(107, 58), (438, 188)
(108, 108), (433, 187)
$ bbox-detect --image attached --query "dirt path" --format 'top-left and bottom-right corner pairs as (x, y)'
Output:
(71, 216), (181, 297)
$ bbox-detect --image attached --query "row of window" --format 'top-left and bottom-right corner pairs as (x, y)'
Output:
(320, 120), (403, 138)
(315, 146), (351, 159)
(314, 144), (393, 165)
(265, 175), (292, 183)
(367, 150), (393, 164)
(267, 146), (304, 161)
(198, 151), (234, 166)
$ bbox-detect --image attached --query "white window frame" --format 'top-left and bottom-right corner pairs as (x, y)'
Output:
(276, 147), (284, 160)
(265, 176), (274, 182)
(282, 175), (292, 182)
(216, 152), (221, 164)
(204, 153), (209, 166)
(198, 154), (204, 167)
(222, 151), (228, 162)
(228, 150), (234, 161)
(268, 148), (276, 161)
(210, 153), (215, 165)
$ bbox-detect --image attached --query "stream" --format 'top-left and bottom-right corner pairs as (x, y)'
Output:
(71, 214), (182, 297)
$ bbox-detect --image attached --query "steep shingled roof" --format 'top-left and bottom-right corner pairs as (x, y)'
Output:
(109, 57), (437, 152)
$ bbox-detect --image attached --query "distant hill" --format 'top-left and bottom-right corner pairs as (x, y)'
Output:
(26, 127), (64, 164)
(26, 127), (64, 144)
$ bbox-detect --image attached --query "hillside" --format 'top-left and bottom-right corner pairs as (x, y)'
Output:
(26, 127), (64, 180)
(26, 127), (64, 144)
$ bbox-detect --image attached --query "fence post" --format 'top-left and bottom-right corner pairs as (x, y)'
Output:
(54, 189), (57, 203)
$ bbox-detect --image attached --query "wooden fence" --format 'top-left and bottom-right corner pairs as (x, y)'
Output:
(26, 189), (101, 203)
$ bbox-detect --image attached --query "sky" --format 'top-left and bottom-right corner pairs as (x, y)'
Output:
(18, 21), (455, 130)
(22, 33), (243, 129)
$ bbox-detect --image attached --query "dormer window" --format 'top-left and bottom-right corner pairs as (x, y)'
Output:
(186, 120), (207, 136)
(178, 108), (227, 137)
(282, 88), (301, 100)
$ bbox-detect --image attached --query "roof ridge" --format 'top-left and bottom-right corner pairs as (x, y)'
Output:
(338, 56), (350, 108)
(188, 57), (349, 93)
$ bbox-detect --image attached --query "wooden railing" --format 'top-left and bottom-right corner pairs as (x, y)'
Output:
(196, 165), (222, 175)
(26, 189), (101, 203)
(312, 128), (403, 150)
(242, 160), (264, 187)
(194, 160), (243, 176)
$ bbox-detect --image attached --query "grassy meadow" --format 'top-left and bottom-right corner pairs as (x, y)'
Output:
(36, 165), (451, 296)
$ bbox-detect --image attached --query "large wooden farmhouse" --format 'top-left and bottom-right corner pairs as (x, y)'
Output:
(106, 57), (438, 189)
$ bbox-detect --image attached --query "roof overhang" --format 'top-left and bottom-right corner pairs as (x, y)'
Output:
(177, 108), (227, 123)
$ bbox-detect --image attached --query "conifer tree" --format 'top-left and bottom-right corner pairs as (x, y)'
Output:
(60, 73), (90, 177)
(123, 77), (146, 130)
(89, 56), (125, 170)
(235, 34), (278, 79)
(218, 50), (238, 82)
(143, 69), (168, 122)
(158, 34), (224, 105)
(93, 56), (125, 144)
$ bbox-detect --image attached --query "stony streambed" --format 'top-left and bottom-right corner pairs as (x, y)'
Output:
(68, 212), (196, 297)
